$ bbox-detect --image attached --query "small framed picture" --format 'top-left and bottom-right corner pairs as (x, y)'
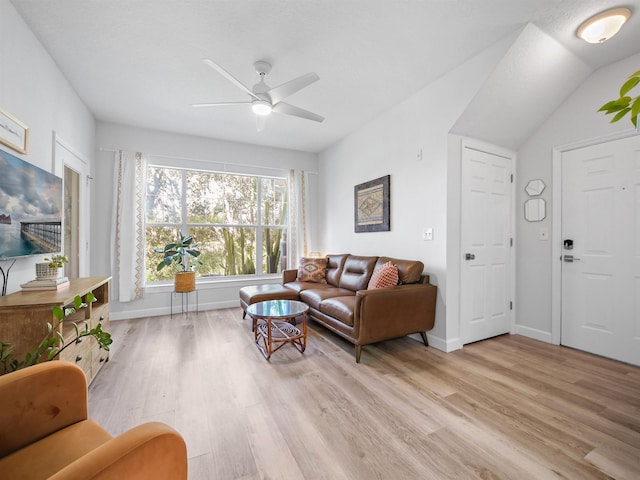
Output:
(0, 107), (29, 154)
(354, 175), (390, 233)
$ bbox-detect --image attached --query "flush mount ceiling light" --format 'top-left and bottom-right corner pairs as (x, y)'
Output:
(251, 99), (272, 116)
(577, 7), (631, 43)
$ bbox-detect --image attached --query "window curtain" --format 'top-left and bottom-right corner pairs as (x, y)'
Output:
(288, 169), (311, 267)
(111, 151), (147, 302)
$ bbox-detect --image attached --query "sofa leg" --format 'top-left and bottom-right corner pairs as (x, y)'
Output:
(420, 331), (429, 347)
(242, 310), (246, 319)
(355, 345), (362, 363)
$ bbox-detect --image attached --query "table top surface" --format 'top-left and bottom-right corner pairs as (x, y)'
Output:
(246, 299), (309, 318)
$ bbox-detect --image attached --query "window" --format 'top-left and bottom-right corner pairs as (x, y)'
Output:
(145, 165), (288, 282)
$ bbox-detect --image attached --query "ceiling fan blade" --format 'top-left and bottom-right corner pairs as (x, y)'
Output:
(267, 72), (319, 104)
(192, 101), (251, 107)
(272, 102), (324, 123)
(256, 115), (267, 132)
(202, 58), (260, 100)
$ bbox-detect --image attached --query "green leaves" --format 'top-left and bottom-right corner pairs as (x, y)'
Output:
(0, 341), (18, 373)
(155, 232), (203, 272)
(612, 107), (631, 123)
(620, 76), (640, 97)
(631, 97), (640, 127)
(90, 323), (113, 351)
(599, 70), (640, 128)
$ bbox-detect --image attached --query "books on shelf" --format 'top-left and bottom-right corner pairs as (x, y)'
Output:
(27, 276), (69, 286)
(21, 277), (70, 291)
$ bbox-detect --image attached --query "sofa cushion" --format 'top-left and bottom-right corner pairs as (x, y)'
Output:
(297, 257), (328, 283)
(325, 254), (349, 286)
(239, 284), (299, 308)
(339, 255), (378, 292)
(376, 257), (424, 284)
(368, 261), (399, 289)
(300, 286), (354, 310)
(284, 281), (318, 293)
(319, 296), (356, 326)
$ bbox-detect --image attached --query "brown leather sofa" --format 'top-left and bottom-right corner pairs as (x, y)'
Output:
(282, 254), (437, 362)
(0, 362), (187, 479)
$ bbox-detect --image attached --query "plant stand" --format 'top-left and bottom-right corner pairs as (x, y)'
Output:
(170, 289), (198, 318)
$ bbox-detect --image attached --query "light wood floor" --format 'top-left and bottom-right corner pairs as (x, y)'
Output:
(88, 308), (640, 480)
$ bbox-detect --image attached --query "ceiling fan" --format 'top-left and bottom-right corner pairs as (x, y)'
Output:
(193, 59), (324, 132)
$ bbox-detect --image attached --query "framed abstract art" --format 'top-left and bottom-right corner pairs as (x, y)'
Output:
(354, 175), (390, 233)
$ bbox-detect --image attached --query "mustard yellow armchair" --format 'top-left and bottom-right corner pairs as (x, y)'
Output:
(0, 362), (187, 479)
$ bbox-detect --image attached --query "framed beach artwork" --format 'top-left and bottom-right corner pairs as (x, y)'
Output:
(354, 175), (390, 233)
(0, 149), (62, 259)
(0, 107), (29, 154)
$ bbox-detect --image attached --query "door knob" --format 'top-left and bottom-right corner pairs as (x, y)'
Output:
(465, 253), (475, 260)
(563, 255), (581, 262)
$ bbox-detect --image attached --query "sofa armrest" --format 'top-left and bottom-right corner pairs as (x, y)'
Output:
(356, 283), (437, 345)
(0, 362), (88, 458)
(50, 422), (188, 480)
(282, 269), (298, 284)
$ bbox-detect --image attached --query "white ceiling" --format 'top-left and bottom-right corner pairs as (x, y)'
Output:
(11, 0), (640, 153)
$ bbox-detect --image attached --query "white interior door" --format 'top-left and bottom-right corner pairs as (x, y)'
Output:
(461, 145), (513, 344)
(561, 135), (640, 366)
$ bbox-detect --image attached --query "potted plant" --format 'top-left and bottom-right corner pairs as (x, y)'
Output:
(35, 254), (69, 279)
(154, 232), (203, 292)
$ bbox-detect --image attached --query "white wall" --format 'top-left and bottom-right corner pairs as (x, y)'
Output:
(515, 52), (640, 341)
(94, 122), (318, 319)
(317, 35), (515, 350)
(451, 24), (591, 151)
(0, 0), (95, 294)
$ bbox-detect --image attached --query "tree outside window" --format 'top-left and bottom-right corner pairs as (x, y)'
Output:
(145, 166), (288, 282)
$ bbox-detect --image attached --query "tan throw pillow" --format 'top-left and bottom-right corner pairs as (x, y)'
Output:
(368, 261), (399, 289)
(297, 257), (328, 283)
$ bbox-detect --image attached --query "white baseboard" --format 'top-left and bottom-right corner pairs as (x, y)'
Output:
(110, 300), (240, 321)
(427, 334), (463, 352)
(512, 324), (556, 344)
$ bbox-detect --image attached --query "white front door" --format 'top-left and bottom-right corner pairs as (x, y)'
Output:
(561, 135), (640, 366)
(461, 144), (513, 344)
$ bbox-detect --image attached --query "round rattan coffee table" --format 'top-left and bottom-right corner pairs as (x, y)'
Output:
(246, 300), (308, 360)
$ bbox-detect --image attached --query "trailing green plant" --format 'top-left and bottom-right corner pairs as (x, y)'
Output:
(0, 293), (112, 375)
(154, 232), (203, 272)
(598, 69), (640, 128)
(44, 254), (69, 268)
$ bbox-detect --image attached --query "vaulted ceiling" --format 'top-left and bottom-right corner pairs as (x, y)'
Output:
(11, 0), (640, 153)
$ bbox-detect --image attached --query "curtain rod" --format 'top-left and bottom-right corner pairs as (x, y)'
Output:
(98, 147), (318, 175)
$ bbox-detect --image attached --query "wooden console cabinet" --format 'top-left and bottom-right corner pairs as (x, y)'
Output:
(0, 276), (111, 385)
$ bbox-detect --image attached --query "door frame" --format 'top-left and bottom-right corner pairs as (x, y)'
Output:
(52, 131), (91, 277)
(459, 137), (517, 344)
(551, 129), (638, 345)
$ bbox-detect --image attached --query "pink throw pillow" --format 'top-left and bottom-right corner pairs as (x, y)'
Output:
(297, 257), (328, 283)
(368, 261), (399, 289)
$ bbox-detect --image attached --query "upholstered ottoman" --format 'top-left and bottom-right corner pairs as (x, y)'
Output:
(239, 284), (299, 318)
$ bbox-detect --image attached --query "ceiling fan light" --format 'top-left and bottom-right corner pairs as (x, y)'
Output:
(577, 7), (631, 43)
(252, 100), (272, 116)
